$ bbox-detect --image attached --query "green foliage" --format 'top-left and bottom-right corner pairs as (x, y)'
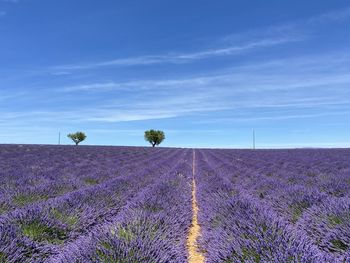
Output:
(20, 220), (67, 244)
(117, 227), (135, 242)
(211, 215), (224, 228)
(241, 247), (261, 262)
(50, 209), (79, 227)
(143, 203), (163, 213)
(223, 248), (261, 263)
(0, 204), (8, 215)
(0, 252), (7, 263)
(328, 215), (343, 226)
(13, 193), (48, 207)
(290, 201), (309, 223)
(96, 242), (115, 263)
(83, 177), (99, 185)
(330, 239), (348, 251)
(96, 246), (154, 263)
(67, 131), (87, 145)
(95, 234), (157, 263)
(144, 129), (165, 147)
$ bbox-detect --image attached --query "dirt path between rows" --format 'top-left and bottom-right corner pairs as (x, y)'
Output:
(187, 149), (205, 263)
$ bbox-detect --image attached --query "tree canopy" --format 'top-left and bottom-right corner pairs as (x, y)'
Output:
(144, 130), (165, 147)
(67, 131), (87, 145)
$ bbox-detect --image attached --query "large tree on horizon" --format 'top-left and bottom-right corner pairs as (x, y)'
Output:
(144, 130), (165, 147)
(67, 131), (87, 145)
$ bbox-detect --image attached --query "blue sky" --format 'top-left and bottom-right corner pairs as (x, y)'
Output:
(1, 0), (350, 148)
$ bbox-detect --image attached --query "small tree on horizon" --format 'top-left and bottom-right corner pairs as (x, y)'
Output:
(144, 130), (165, 147)
(67, 131), (87, 145)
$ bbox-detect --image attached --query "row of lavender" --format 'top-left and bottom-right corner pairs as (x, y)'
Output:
(0, 145), (175, 215)
(196, 149), (350, 262)
(0, 145), (193, 262)
(0, 145), (169, 214)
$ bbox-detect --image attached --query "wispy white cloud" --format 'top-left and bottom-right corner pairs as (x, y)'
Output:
(53, 37), (299, 70)
(50, 71), (72, 76)
(0, 89), (224, 123)
(308, 6), (350, 23)
(60, 71), (350, 94)
(59, 51), (350, 97)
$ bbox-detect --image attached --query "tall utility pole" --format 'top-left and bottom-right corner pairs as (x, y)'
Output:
(253, 129), (256, 150)
(58, 131), (61, 145)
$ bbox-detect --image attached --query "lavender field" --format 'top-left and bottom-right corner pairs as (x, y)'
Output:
(0, 145), (350, 262)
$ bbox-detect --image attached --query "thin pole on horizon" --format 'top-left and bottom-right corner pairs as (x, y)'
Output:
(58, 131), (61, 145)
(253, 129), (256, 150)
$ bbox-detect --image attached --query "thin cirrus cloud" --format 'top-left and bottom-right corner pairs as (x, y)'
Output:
(307, 6), (350, 23)
(1, 97), (348, 125)
(53, 37), (299, 71)
(60, 71), (350, 94)
(59, 50), (350, 94)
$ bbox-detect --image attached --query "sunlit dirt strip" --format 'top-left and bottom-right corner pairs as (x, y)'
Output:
(187, 149), (205, 263)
